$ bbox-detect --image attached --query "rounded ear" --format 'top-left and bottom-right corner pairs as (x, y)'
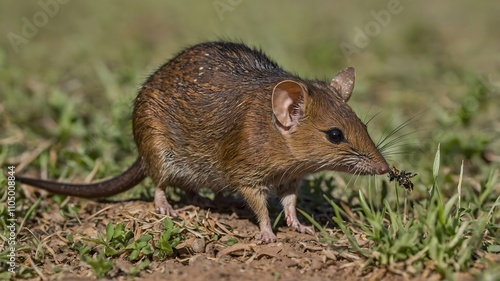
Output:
(272, 80), (307, 134)
(330, 67), (355, 102)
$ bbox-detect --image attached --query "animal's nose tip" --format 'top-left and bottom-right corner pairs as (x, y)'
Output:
(376, 163), (390, 175)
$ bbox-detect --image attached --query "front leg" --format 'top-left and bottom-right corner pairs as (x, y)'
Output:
(239, 186), (276, 243)
(278, 180), (315, 235)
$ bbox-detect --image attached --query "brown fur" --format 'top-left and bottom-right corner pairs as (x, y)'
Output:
(18, 42), (389, 243)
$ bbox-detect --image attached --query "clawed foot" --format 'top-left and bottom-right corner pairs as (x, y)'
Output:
(155, 203), (178, 217)
(257, 226), (277, 243)
(286, 213), (315, 235)
(154, 188), (178, 217)
(256, 213), (314, 244)
(281, 191), (315, 236)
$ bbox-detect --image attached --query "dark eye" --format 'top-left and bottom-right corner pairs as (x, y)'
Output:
(325, 128), (345, 144)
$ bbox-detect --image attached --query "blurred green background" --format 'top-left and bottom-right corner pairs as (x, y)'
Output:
(0, 0), (499, 191)
(1, 3), (499, 278)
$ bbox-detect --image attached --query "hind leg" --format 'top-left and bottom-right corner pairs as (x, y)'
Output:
(143, 149), (179, 216)
(154, 185), (178, 217)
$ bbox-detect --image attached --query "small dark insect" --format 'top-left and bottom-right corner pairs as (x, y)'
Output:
(388, 166), (417, 191)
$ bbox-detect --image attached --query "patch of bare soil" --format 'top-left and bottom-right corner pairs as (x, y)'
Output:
(19, 197), (484, 281)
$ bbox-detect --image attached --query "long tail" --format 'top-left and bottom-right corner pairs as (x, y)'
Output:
(16, 158), (146, 198)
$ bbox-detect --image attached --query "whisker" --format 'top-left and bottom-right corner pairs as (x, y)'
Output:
(365, 109), (385, 126)
(376, 117), (396, 147)
(378, 129), (423, 152)
(344, 168), (358, 188)
(377, 115), (421, 149)
(380, 142), (421, 155)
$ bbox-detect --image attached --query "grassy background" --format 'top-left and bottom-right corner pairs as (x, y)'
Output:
(0, 0), (499, 279)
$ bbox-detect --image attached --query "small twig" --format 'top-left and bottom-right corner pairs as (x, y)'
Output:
(27, 255), (48, 281)
(84, 159), (102, 183)
(84, 204), (115, 221)
(16, 139), (54, 173)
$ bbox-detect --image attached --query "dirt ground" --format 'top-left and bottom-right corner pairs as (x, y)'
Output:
(18, 194), (493, 281)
